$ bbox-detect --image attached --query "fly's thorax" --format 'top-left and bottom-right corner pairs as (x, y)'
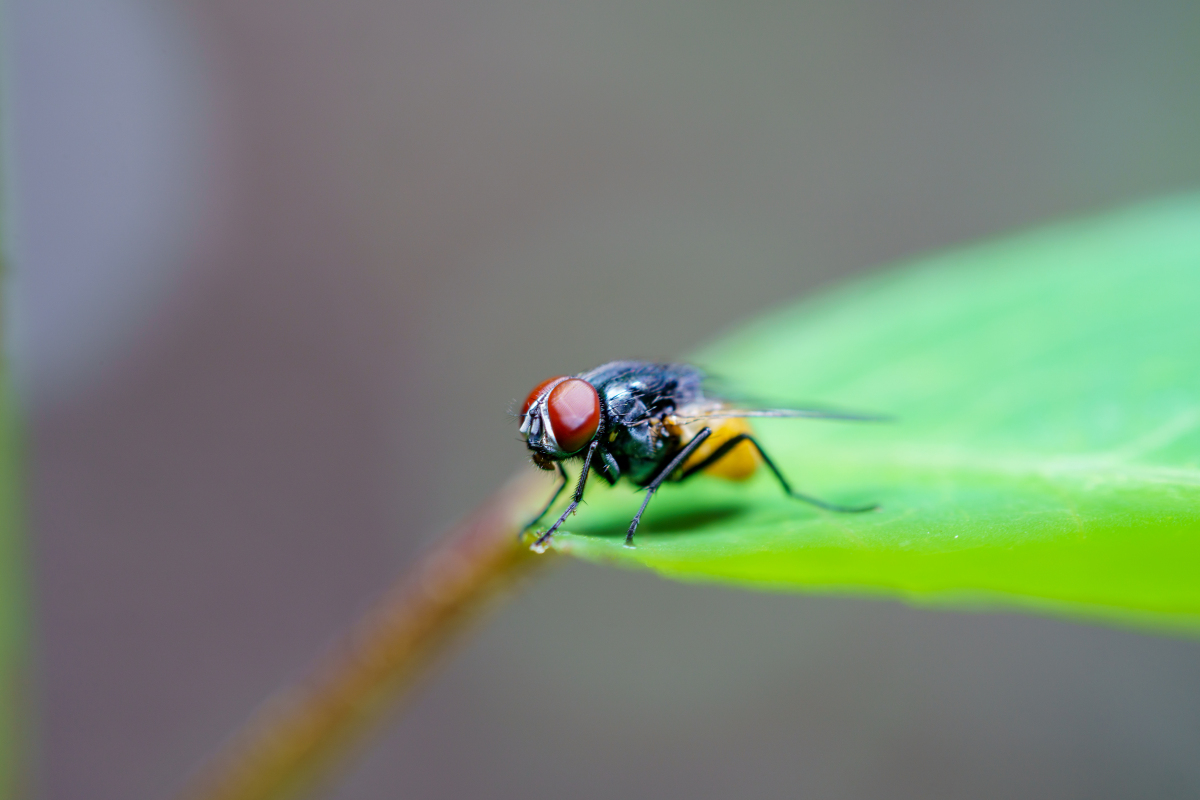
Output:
(600, 415), (675, 486)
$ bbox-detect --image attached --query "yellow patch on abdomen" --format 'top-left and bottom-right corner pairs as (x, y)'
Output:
(667, 416), (760, 481)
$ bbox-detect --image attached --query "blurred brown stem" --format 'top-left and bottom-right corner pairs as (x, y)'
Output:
(177, 472), (552, 800)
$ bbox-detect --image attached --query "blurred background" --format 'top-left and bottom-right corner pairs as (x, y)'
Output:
(9, 0), (1200, 797)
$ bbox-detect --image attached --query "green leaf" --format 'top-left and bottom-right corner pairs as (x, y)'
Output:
(552, 195), (1200, 632)
(0, 356), (22, 796)
(0, 248), (28, 790)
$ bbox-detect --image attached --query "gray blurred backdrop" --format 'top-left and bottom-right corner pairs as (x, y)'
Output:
(11, 0), (1200, 798)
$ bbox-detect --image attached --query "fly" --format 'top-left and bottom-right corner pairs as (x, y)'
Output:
(517, 360), (879, 552)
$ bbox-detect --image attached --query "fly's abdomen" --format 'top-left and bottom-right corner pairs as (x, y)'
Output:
(667, 416), (760, 481)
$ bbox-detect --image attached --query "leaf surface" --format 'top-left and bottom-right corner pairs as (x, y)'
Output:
(552, 196), (1200, 631)
(0, 243), (26, 790)
(0, 362), (21, 794)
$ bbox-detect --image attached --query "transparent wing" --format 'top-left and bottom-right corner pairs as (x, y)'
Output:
(669, 406), (890, 424)
(687, 367), (891, 424)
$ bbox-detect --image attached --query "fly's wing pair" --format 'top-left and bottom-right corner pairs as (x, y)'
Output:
(668, 406), (888, 424)
(671, 370), (890, 425)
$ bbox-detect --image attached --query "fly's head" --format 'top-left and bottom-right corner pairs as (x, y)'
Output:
(518, 376), (602, 469)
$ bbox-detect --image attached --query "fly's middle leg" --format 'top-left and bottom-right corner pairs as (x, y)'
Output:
(624, 427), (713, 547)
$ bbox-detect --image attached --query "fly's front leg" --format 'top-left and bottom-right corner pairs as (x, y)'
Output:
(680, 433), (877, 513)
(625, 427), (713, 548)
(520, 461), (570, 541)
(532, 440), (600, 553)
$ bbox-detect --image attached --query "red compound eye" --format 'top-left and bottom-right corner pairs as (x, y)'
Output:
(546, 379), (600, 453)
(521, 376), (567, 416)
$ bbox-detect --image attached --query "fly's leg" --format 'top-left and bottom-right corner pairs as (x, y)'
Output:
(625, 427), (713, 548)
(680, 433), (877, 513)
(532, 440), (600, 553)
(596, 449), (621, 485)
(519, 461), (570, 541)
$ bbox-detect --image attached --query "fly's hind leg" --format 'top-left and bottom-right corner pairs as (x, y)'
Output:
(680, 434), (877, 513)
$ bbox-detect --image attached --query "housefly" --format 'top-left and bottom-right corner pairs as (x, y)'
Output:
(517, 360), (878, 552)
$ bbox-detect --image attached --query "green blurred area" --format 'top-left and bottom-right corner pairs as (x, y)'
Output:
(0, 386), (24, 796)
(0, 253), (26, 794)
(560, 197), (1200, 631)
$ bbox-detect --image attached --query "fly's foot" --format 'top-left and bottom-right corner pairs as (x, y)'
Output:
(528, 500), (578, 553)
